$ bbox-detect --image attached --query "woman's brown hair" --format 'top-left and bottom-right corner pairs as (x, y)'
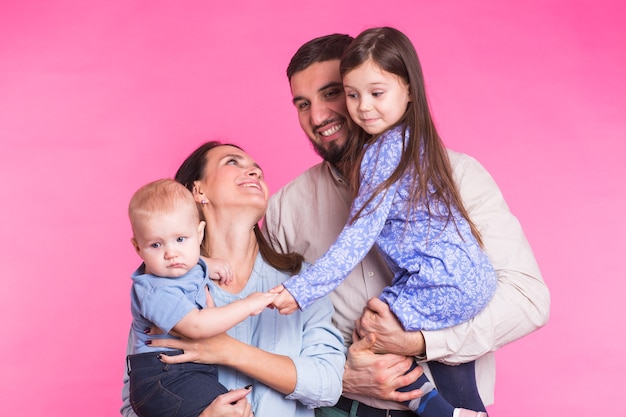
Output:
(175, 141), (303, 274)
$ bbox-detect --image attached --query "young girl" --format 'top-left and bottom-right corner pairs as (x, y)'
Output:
(272, 27), (495, 417)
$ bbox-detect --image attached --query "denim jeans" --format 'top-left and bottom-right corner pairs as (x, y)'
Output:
(128, 350), (228, 417)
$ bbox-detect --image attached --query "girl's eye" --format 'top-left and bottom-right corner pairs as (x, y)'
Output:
(372, 91), (383, 97)
(150, 243), (161, 249)
(176, 237), (186, 243)
(346, 92), (358, 99)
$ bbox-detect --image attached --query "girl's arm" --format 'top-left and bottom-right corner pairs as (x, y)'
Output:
(282, 131), (403, 310)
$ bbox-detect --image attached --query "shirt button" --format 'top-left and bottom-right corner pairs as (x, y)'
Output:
(368, 271), (375, 277)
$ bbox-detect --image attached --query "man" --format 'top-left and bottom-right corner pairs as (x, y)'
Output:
(263, 33), (550, 416)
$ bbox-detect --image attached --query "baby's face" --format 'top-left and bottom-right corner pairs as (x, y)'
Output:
(132, 210), (203, 278)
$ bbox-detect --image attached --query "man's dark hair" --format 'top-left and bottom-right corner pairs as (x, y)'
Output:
(286, 33), (353, 81)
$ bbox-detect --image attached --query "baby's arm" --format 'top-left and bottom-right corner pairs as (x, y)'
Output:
(202, 256), (233, 285)
(173, 291), (276, 339)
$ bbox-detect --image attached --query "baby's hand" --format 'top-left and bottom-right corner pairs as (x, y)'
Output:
(203, 256), (233, 285)
(245, 292), (278, 316)
(269, 285), (299, 315)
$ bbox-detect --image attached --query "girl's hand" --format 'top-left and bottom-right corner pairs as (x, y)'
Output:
(269, 285), (299, 315)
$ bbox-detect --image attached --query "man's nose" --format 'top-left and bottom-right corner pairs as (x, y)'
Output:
(309, 99), (332, 126)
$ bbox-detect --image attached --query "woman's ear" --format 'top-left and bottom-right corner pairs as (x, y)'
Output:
(192, 181), (204, 203)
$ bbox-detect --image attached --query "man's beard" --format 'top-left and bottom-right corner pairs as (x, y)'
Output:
(310, 140), (343, 166)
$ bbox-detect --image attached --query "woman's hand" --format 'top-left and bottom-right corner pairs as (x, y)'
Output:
(199, 387), (254, 417)
(356, 297), (426, 356)
(148, 332), (236, 366)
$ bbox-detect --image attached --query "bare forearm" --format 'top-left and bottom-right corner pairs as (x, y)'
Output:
(221, 338), (297, 394)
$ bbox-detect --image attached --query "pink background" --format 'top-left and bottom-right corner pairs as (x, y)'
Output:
(1, 1), (624, 415)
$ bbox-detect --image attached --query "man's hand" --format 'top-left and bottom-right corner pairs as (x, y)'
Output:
(356, 297), (426, 356)
(342, 331), (423, 402)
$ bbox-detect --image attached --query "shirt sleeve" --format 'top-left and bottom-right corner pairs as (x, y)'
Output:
(282, 131), (402, 310)
(422, 153), (550, 364)
(286, 295), (347, 408)
(134, 280), (197, 334)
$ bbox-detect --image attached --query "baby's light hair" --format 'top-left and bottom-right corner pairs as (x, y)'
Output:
(128, 178), (200, 233)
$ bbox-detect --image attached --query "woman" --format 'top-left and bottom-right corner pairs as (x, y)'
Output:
(121, 141), (345, 417)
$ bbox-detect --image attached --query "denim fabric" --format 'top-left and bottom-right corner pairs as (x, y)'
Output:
(128, 352), (227, 417)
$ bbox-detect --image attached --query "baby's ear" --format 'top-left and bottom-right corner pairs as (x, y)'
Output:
(197, 221), (206, 243)
(130, 237), (141, 254)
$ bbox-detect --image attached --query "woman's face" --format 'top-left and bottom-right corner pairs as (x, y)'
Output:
(196, 145), (269, 219)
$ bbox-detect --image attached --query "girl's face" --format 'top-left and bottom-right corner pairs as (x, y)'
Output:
(343, 59), (411, 135)
(195, 145), (268, 221)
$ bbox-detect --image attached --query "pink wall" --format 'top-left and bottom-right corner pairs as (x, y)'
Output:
(1, 1), (624, 415)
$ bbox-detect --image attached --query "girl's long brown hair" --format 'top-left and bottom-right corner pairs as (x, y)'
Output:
(340, 27), (483, 247)
(175, 141), (303, 274)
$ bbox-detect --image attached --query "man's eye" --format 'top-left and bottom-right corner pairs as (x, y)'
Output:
(226, 158), (238, 165)
(150, 243), (161, 249)
(297, 102), (309, 111)
(325, 90), (341, 99)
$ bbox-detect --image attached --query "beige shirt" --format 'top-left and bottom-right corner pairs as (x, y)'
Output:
(264, 150), (550, 408)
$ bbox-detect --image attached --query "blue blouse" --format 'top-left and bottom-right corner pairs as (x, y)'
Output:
(122, 253), (345, 417)
(283, 125), (497, 331)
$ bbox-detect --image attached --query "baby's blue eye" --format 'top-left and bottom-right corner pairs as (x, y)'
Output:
(150, 242), (161, 249)
(177, 237), (186, 243)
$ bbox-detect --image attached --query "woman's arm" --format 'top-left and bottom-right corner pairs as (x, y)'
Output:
(150, 332), (298, 394)
(151, 296), (346, 408)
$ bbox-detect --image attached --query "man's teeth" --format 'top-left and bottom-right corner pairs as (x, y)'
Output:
(320, 124), (342, 137)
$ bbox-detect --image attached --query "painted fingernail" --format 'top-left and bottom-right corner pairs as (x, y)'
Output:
(157, 354), (162, 360)
(145, 340), (152, 345)
(245, 384), (252, 390)
(143, 327), (151, 334)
